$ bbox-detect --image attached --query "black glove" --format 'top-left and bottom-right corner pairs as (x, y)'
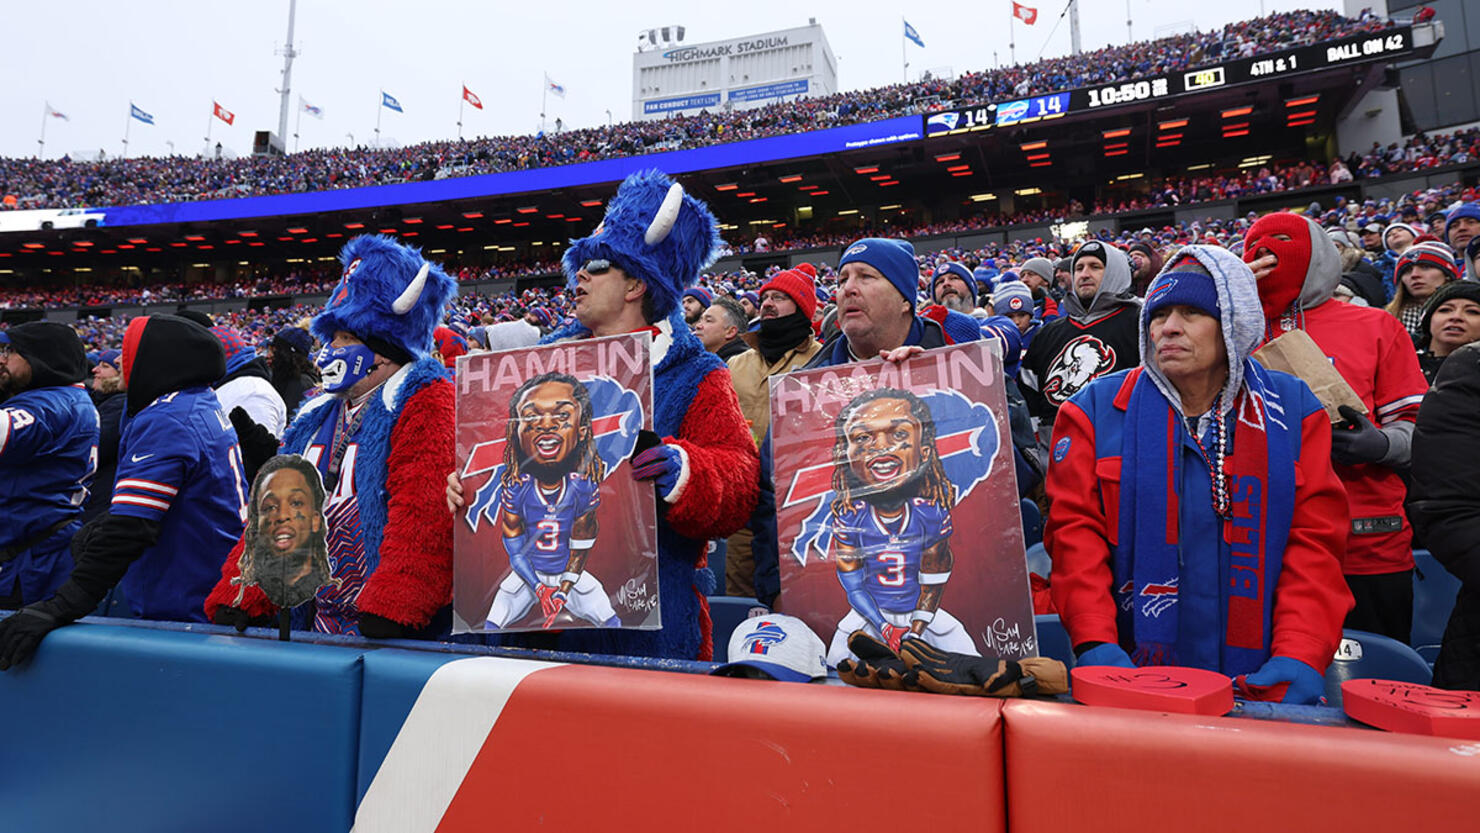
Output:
(835, 630), (914, 691)
(229, 407), (280, 483)
(213, 605), (274, 633)
(358, 612), (405, 639)
(899, 639), (1021, 696)
(0, 607), (63, 670)
(1331, 404), (1389, 466)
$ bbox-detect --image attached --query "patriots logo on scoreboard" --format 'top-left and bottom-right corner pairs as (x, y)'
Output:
(783, 388), (1000, 566)
(462, 375), (644, 533)
(927, 112), (960, 132)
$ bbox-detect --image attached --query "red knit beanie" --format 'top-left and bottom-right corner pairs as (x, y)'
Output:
(758, 265), (818, 320)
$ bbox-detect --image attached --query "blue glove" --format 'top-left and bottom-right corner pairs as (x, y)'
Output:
(631, 444), (685, 501)
(1241, 656), (1325, 705)
(1077, 642), (1135, 668)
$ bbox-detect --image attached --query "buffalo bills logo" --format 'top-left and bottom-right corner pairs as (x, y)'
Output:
(744, 622), (789, 655)
(462, 375), (644, 533)
(1117, 578), (1179, 617)
(1053, 436), (1071, 463)
(784, 388), (1000, 566)
(1146, 276), (1178, 305)
(845, 243), (868, 257)
(1041, 335), (1116, 406)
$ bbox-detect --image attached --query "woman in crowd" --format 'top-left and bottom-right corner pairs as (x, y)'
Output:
(1416, 282), (1480, 383)
(1386, 241), (1458, 343)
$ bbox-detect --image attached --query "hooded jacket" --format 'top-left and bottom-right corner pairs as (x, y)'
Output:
(1245, 213), (1429, 576)
(1045, 245), (1350, 675)
(0, 322), (99, 603)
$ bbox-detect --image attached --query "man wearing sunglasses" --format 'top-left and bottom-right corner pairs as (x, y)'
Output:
(448, 170), (759, 661)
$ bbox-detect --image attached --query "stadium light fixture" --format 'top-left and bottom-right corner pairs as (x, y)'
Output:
(715, 183), (739, 191)
(837, 209), (859, 216)
(513, 222), (530, 227)
(750, 197), (769, 202)
(436, 224), (455, 230)
(184, 235), (206, 241)
(947, 165), (970, 172)
(1220, 106), (1253, 119)
(73, 240), (94, 247)
(1187, 163), (1212, 171)
(1223, 129), (1251, 138)
(566, 216), (583, 222)
(1102, 128), (1131, 139)
(1029, 161), (1052, 168)
(286, 227), (308, 234)
(811, 190), (830, 196)
(1019, 141), (1047, 151)
(779, 175), (803, 183)
(1158, 119), (1188, 131)
(798, 184), (818, 190)
(547, 214), (565, 219)
(879, 204), (903, 210)
(403, 217), (423, 224)
(580, 199), (603, 207)
(326, 233), (343, 238)
(248, 242), (264, 247)
(456, 227), (474, 232)
(1015, 188), (1042, 196)
(494, 218), (512, 224)
(402, 231), (419, 237)
(1286, 110), (1318, 121)
(1116, 173), (1144, 181)
(172, 242), (191, 247)
(239, 231), (258, 237)
(736, 191), (756, 197)
(516, 207), (539, 214)
(1285, 95), (1320, 108)
(118, 244), (135, 250)
(127, 237), (148, 244)
(948, 172), (970, 178)
(461, 212), (484, 219)
(343, 223), (365, 229)
(934, 153), (961, 162)
(969, 193), (997, 202)
(882, 179), (901, 184)
(379, 228), (397, 234)
(853, 166), (879, 174)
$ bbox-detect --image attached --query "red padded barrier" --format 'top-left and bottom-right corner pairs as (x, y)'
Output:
(1003, 701), (1480, 831)
(437, 665), (1006, 833)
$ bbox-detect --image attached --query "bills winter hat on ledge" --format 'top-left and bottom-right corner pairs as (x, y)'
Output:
(839, 238), (920, 311)
(711, 614), (827, 683)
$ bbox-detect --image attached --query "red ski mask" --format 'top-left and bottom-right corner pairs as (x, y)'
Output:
(121, 315), (149, 386)
(1243, 213), (1314, 322)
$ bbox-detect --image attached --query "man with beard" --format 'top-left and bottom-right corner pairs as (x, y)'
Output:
(1017, 257), (1060, 320)
(84, 349), (126, 523)
(484, 372), (619, 629)
(0, 323), (99, 608)
(681, 287), (712, 328)
(1021, 241), (1142, 435)
(265, 326), (318, 417)
(1127, 241), (1163, 296)
(930, 262), (980, 315)
(825, 388), (978, 666)
(725, 265), (823, 597)
(236, 455), (331, 610)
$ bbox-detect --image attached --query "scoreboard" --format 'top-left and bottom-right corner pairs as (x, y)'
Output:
(925, 24), (1414, 137)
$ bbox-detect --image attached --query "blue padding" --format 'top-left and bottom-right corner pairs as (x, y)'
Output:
(356, 648), (462, 802)
(1034, 614), (1074, 668)
(0, 621), (364, 833)
(707, 596), (771, 662)
(1411, 550), (1460, 663)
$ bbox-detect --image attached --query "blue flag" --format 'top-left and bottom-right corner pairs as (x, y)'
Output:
(381, 91), (403, 113)
(129, 103), (154, 125)
(904, 20), (925, 48)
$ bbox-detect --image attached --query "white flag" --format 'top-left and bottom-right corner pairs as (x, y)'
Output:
(300, 95), (324, 120)
(544, 74), (566, 98)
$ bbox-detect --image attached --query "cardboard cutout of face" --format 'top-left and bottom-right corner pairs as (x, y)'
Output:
(238, 454), (333, 610)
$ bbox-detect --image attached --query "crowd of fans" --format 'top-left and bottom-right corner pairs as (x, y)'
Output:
(0, 9), (1390, 211)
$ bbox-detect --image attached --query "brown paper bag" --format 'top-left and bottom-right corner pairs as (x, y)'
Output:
(1252, 329), (1367, 423)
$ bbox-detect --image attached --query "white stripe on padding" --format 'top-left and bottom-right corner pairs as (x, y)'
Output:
(352, 656), (562, 833)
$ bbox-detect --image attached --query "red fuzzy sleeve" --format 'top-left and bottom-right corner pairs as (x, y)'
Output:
(1043, 401), (1121, 650)
(662, 368), (760, 544)
(1271, 408), (1355, 672)
(202, 536), (277, 622)
(356, 379), (456, 627)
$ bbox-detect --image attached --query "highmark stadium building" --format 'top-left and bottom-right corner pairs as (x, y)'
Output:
(632, 23), (838, 121)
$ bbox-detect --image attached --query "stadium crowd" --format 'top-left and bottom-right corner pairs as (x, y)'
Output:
(0, 9), (1389, 211)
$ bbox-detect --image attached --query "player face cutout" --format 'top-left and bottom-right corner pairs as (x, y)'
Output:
(258, 468), (322, 556)
(844, 397), (923, 499)
(516, 380), (586, 475)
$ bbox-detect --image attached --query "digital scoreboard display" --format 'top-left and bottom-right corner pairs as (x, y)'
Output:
(922, 25), (1414, 136)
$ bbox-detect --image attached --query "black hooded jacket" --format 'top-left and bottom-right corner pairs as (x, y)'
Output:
(4, 322), (88, 391)
(124, 315), (226, 417)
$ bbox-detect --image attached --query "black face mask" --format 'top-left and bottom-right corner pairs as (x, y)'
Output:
(756, 311), (813, 363)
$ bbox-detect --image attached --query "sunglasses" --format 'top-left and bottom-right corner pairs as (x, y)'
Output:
(580, 259), (613, 276)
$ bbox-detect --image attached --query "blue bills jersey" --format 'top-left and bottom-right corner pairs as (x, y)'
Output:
(0, 384), (99, 598)
(500, 473), (600, 574)
(832, 498), (952, 612)
(299, 401), (371, 635)
(111, 387), (247, 622)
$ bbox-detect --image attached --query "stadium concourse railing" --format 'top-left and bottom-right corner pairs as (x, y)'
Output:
(7, 159), (1476, 326)
(0, 613), (1471, 833)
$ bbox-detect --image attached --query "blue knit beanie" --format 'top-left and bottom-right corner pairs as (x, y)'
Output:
(683, 286), (713, 308)
(839, 238), (920, 311)
(931, 261), (977, 306)
(992, 280), (1035, 316)
(1143, 269), (1220, 324)
(1445, 202), (1480, 245)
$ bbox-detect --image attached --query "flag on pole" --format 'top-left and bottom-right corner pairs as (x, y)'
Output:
(462, 85), (483, 110)
(300, 96), (324, 119)
(46, 102), (69, 121)
(381, 91), (404, 113)
(212, 101), (235, 125)
(129, 103), (155, 125)
(1012, 2), (1039, 24)
(545, 74), (566, 98)
(904, 20), (925, 48)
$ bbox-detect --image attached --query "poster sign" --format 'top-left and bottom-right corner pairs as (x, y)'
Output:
(452, 333), (659, 634)
(769, 341), (1036, 667)
(235, 454), (333, 610)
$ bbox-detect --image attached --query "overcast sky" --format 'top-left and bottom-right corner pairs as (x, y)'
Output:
(1, 0), (1340, 161)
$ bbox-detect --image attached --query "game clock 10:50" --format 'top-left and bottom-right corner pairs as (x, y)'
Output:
(1087, 77), (1171, 108)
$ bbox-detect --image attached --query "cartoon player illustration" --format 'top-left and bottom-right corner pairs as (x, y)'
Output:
(826, 388), (981, 665)
(236, 454), (334, 611)
(484, 372), (621, 629)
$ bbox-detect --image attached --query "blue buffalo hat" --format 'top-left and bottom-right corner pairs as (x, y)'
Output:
(1143, 269), (1221, 324)
(839, 238), (920, 311)
(932, 261), (978, 306)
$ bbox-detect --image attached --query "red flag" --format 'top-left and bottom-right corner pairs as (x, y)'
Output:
(1013, 2), (1038, 24)
(212, 102), (235, 125)
(462, 85), (483, 110)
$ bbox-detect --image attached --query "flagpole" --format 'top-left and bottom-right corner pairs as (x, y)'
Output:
(38, 103), (48, 159)
(205, 104), (214, 155)
(901, 17), (907, 84)
(294, 104), (303, 153)
(123, 102), (133, 159)
(1009, 13), (1018, 65)
(375, 91), (383, 148)
(541, 77), (548, 134)
(458, 91), (465, 140)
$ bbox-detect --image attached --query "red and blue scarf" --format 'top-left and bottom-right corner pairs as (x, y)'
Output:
(1116, 360), (1296, 674)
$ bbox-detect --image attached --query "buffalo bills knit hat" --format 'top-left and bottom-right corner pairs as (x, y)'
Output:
(931, 261), (978, 306)
(758, 266), (819, 320)
(1445, 202), (1480, 243)
(1143, 264), (1221, 323)
(683, 286), (713, 308)
(97, 348), (123, 370)
(839, 238), (920, 311)
(992, 280), (1034, 316)
(712, 614), (827, 682)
